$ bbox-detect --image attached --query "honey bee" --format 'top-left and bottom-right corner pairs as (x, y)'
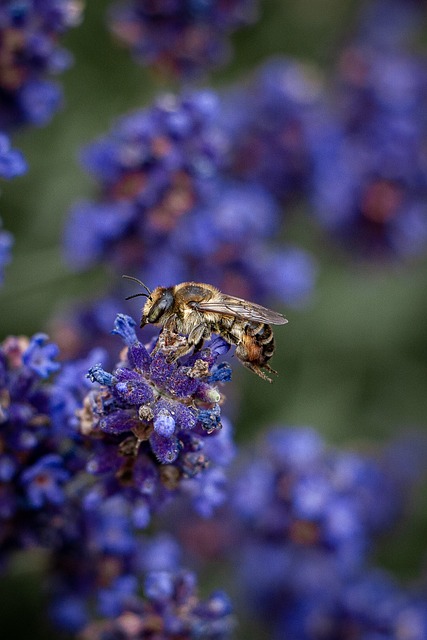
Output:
(123, 276), (287, 382)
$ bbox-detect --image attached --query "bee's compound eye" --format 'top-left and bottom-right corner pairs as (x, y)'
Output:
(147, 290), (174, 322)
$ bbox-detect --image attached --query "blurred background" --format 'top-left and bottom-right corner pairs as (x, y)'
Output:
(1, 0), (427, 637)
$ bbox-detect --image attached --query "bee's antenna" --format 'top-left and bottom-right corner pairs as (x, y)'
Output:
(122, 275), (152, 298)
(125, 292), (149, 300)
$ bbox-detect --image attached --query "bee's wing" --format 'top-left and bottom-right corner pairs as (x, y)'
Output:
(194, 294), (288, 325)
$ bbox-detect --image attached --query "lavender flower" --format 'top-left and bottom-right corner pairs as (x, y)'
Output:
(0, 333), (67, 554)
(64, 90), (228, 271)
(221, 57), (326, 204)
(20, 453), (69, 507)
(51, 531), (235, 638)
(78, 313), (234, 521)
(0, 0), (83, 130)
(108, 0), (257, 79)
(0, 330), (112, 564)
(80, 585), (234, 639)
(232, 427), (403, 565)
(0, 322), (234, 633)
(227, 426), (427, 639)
(267, 562), (427, 640)
(311, 40), (427, 259)
(50, 346), (108, 435)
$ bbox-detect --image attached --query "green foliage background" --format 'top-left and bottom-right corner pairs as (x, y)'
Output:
(1, 1), (427, 637)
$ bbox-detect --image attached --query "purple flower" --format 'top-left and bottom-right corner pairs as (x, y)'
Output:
(144, 570), (175, 601)
(50, 347), (108, 436)
(311, 44), (427, 260)
(50, 595), (89, 634)
(18, 79), (63, 127)
(225, 425), (427, 639)
(269, 564), (427, 640)
(97, 574), (139, 618)
(78, 568), (235, 639)
(22, 332), (60, 378)
(49, 526), (235, 637)
(63, 201), (135, 270)
(79, 313), (234, 522)
(64, 91), (228, 272)
(153, 405), (176, 437)
(112, 312), (139, 346)
(85, 494), (138, 556)
(108, 0), (258, 79)
(0, 0), (83, 129)
(0, 332), (100, 561)
(257, 245), (318, 307)
(20, 453), (69, 508)
(221, 57), (325, 203)
(232, 427), (402, 561)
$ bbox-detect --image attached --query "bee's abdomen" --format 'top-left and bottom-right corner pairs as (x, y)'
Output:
(243, 322), (275, 365)
(247, 322), (273, 343)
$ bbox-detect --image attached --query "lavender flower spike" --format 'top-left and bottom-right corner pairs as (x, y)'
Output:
(78, 313), (233, 521)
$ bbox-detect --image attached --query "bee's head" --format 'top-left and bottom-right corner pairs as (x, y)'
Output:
(140, 286), (174, 327)
(122, 276), (174, 328)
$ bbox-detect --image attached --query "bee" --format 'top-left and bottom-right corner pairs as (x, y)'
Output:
(123, 276), (287, 382)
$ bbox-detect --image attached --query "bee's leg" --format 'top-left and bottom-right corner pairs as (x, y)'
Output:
(188, 323), (207, 349)
(235, 332), (276, 383)
(235, 342), (270, 383)
(151, 315), (179, 356)
(164, 323), (207, 362)
(193, 339), (204, 352)
(240, 360), (273, 383)
(165, 341), (194, 362)
(263, 363), (278, 376)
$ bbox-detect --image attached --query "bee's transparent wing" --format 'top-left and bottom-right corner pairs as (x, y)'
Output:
(194, 295), (287, 325)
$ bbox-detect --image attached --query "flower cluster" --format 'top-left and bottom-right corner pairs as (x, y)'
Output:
(221, 57), (326, 205)
(51, 531), (235, 637)
(282, 565), (427, 640)
(310, 7), (427, 259)
(239, 545), (427, 640)
(46, 314), (235, 633)
(78, 314), (234, 520)
(64, 90), (229, 272)
(0, 0), (82, 284)
(0, 321), (235, 633)
(0, 0), (83, 130)
(0, 332), (66, 559)
(0, 328), (122, 567)
(108, 0), (257, 79)
(232, 427), (401, 564)
(228, 426), (427, 639)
